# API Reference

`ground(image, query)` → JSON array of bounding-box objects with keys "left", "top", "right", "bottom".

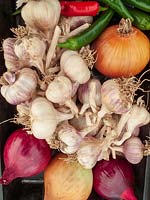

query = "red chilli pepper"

[{"left": 60, "top": 1, "right": 100, "bottom": 17}]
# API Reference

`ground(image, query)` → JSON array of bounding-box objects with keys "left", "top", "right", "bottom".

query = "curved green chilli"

[
  {"left": 128, "top": 8, "right": 150, "bottom": 30},
  {"left": 124, "top": 0, "right": 150, "bottom": 13},
  {"left": 98, "top": 0, "right": 134, "bottom": 22},
  {"left": 57, "top": 9, "right": 114, "bottom": 50}
]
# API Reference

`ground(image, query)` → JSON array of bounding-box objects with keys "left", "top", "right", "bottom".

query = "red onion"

[
  {"left": 0, "top": 129, "right": 51, "bottom": 185},
  {"left": 93, "top": 158, "right": 137, "bottom": 200}
]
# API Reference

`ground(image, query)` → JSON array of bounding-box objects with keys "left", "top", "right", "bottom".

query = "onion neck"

[
  {"left": 0, "top": 168, "right": 17, "bottom": 185},
  {"left": 121, "top": 187, "right": 137, "bottom": 200},
  {"left": 117, "top": 18, "right": 133, "bottom": 36}
]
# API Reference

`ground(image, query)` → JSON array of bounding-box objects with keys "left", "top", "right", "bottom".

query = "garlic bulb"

[
  {"left": 78, "top": 78, "right": 102, "bottom": 114},
  {"left": 30, "top": 97, "right": 74, "bottom": 139},
  {"left": 60, "top": 50, "right": 91, "bottom": 84},
  {"left": 14, "top": 35, "right": 46, "bottom": 74},
  {"left": 1, "top": 68, "right": 38, "bottom": 105},
  {"left": 2, "top": 38, "right": 24, "bottom": 72},
  {"left": 46, "top": 76, "right": 78, "bottom": 115},
  {"left": 21, "top": 0, "right": 61, "bottom": 35},
  {"left": 77, "top": 138, "right": 101, "bottom": 169},
  {"left": 57, "top": 122, "right": 82, "bottom": 154}
]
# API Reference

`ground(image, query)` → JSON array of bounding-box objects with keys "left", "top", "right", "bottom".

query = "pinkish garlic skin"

[
  {"left": 123, "top": 137, "right": 144, "bottom": 164},
  {"left": 1, "top": 68, "right": 38, "bottom": 105},
  {"left": 78, "top": 78, "right": 101, "bottom": 106},
  {"left": 70, "top": 16, "right": 93, "bottom": 30},
  {"left": 58, "top": 124, "right": 83, "bottom": 154},
  {"left": 131, "top": 127, "right": 140, "bottom": 137},
  {"left": 101, "top": 80, "right": 132, "bottom": 115},
  {"left": 2, "top": 38, "right": 23, "bottom": 72}
]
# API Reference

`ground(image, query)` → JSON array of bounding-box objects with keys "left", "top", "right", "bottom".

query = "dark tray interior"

[{"left": 0, "top": 1, "right": 150, "bottom": 200}]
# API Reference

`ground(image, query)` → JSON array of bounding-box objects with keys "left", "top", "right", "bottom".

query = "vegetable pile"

[{"left": 0, "top": 0, "right": 150, "bottom": 199}]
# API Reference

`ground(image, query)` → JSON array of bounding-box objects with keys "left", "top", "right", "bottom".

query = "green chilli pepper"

[
  {"left": 58, "top": 9, "right": 114, "bottom": 50},
  {"left": 124, "top": 0, "right": 150, "bottom": 13},
  {"left": 98, "top": 0, "right": 134, "bottom": 21},
  {"left": 128, "top": 8, "right": 150, "bottom": 30}
]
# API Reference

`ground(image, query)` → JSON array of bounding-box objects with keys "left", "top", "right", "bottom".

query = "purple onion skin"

[
  {"left": 93, "top": 158, "right": 137, "bottom": 200},
  {"left": 0, "top": 129, "right": 51, "bottom": 185}
]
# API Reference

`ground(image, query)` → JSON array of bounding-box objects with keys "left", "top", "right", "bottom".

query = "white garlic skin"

[
  {"left": 60, "top": 50, "right": 91, "bottom": 84},
  {"left": 1, "top": 68, "right": 37, "bottom": 105},
  {"left": 46, "top": 76, "right": 72, "bottom": 104},
  {"left": 30, "top": 97, "right": 74, "bottom": 139},
  {"left": 2, "top": 38, "right": 22, "bottom": 72},
  {"left": 21, "top": 0, "right": 61, "bottom": 32},
  {"left": 77, "top": 138, "right": 100, "bottom": 169},
  {"left": 14, "top": 36, "right": 46, "bottom": 73}
]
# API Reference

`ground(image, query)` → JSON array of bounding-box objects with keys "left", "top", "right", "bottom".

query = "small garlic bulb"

[
  {"left": 21, "top": 0, "right": 61, "bottom": 34},
  {"left": 57, "top": 122, "right": 82, "bottom": 154},
  {"left": 2, "top": 38, "right": 23, "bottom": 72},
  {"left": 46, "top": 76, "right": 78, "bottom": 115},
  {"left": 1, "top": 68, "right": 38, "bottom": 105},
  {"left": 77, "top": 138, "right": 101, "bottom": 169},
  {"left": 60, "top": 50, "right": 91, "bottom": 84},
  {"left": 14, "top": 35, "right": 46, "bottom": 74}
]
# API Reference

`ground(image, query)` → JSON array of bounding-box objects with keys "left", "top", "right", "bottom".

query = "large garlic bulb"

[
  {"left": 21, "top": 0, "right": 61, "bottom": 34},
  {"left": 1, "top": 68, "right": 38, "bottom": 105},
  {"left": 14, "top": 35, "right": 46, "bottom": 74},
  {"left": 30, "top": 97, "right": 74, "bottom": 139}
]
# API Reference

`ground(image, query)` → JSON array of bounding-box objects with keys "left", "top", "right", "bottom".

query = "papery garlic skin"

[
  {"left": 30, "top": 97, "right": 74, "bottom": 139},
  {"left": 77, "top": 138, "right": 101, "bottom": 169},
  {"left": 14, "top": 36, "right": 46, "bottom": 74},
  {"left": 1, "top": 68, "right": 38, "bottom": 105},
  {"left": 46, "top": 76, "right": 78, "bottom": 115},
  {"left": 60, "top": 50, "right": 90, "bottom": 84},
  {"left": 21, "top": 0, "right": 61, "bottom": 33},
  {"left": 70, "top": 16, "right": 93, "bottom": 30},
  {"left": 78, "top": 78, "right": 102, "bottom": 114},
  {"left": 57, "top": 122, "right": 82, "bottom": 154},
  {"left": 46, "top": 76, "right": 72, "bottom": 104},
  {"left": 3, "top": 38, "right": 23, "bottom": 72}
]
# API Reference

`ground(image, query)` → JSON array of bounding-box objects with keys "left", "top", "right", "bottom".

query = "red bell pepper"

[{"left": 60, "top": 1, "right": 107, "bottom": 17}]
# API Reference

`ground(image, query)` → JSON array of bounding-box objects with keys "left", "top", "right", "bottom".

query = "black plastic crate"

[{"left": 0, "top": 1, "right": 150, "bottom": 200}]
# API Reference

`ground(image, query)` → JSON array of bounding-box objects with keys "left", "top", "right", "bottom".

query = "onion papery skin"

[
  {"left": 93, "top": 158, "right": 137, "bottom": 200},
  {"left": 93, "top": 25, "right": 150, "bottom": 78},
  {"left": 44, "top": 153, "right": 93, "bottom": 200},
  {"left": 0, "top": 129, "right": 51, "bottom": 185}
]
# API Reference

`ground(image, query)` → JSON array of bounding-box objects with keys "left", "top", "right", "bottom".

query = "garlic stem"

[
  {"left": 65, "top": 99, "right": 79, "bottom": 116},
  {"left": 89, "top": 80, "right": 98, "bottom": 113},
  {"left": 61, "top": 23, "right": 90, "bottom": 43},
  {"left": 80, "top": 103, "right": 90, "bottom": 115},
  {"left": 46, "top": 26, "right": 61, "bottom": 69}
]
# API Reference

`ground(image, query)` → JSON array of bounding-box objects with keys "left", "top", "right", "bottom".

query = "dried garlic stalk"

[{"left": 79, "top": 45, "right": 97, "bottom": 69}]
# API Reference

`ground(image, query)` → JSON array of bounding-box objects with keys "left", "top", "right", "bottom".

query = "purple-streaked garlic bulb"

[
  {"left": 2, "top": 38, "right": 24, "bottom": 72},
  {"left": 78, "top": 78, "right": 101, "bottom": 114},
  {"left": 1, "top": 68, "right": 38, "bottom": 105}
]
